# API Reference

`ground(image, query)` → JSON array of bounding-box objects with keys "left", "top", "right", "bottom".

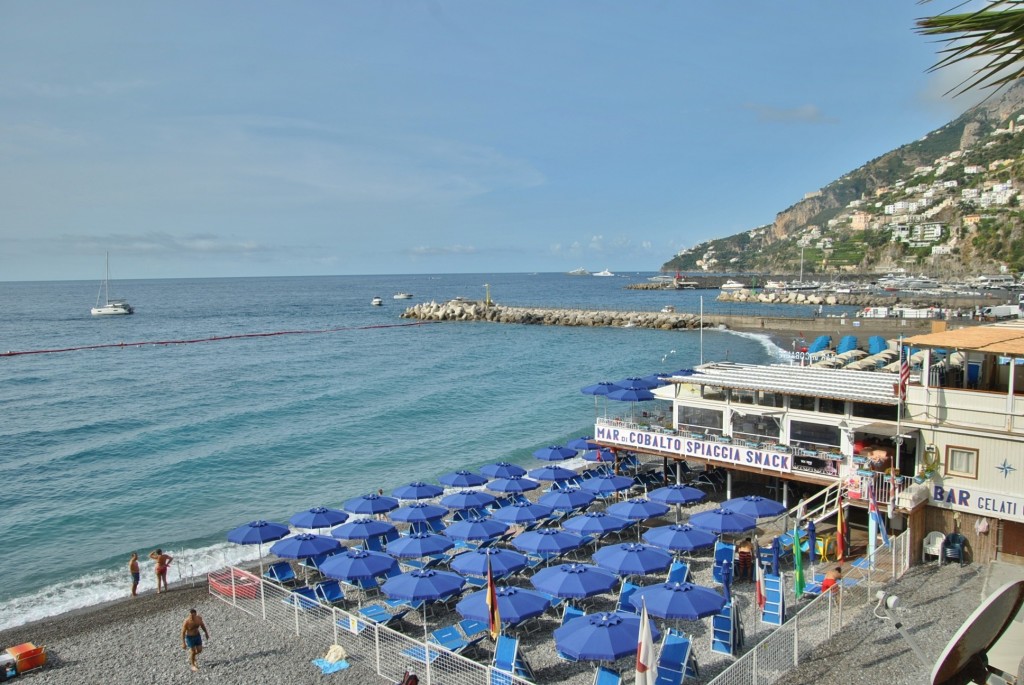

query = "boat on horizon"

[
  {"left": 393, "top": 292, "right": 414, "bottom": 300},
  {"left": 371, "top": 296, "right": 383, "bottom": 306},
  {"left": 593, "top": 269, "right": 615, "bottom": 277},
  {"left": 720, "top": 279, "right": 746, "bottom": 291},
  {"left": 568, "top": 267, "right": 590, "bottom": 276},
  {"left": 91, "top": 252, "right": 134, "bottom": 316}
]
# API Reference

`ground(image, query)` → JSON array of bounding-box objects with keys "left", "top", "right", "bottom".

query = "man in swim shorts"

[
  {"left": 149, "top": 548, "right": 173, "bottom": 594},
  {"left": 129, "top": 552, "right": 140, "bottom": 597},
  {"left": 181, "top": 608, "right": 210, "bottom": 672}
]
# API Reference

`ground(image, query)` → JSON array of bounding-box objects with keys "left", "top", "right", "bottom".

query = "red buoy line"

[{"left": 2, "top": 320, "right": 440, "bottom": 358}]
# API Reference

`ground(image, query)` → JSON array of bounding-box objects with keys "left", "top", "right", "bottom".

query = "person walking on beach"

[
  {"left": 149, "top": 548, "right": 172, "bottom": 594},
  {"left": 181, "top": 608, "right": 210, "bottom": 672},
  {"left": 129, "top": 552, "right": 140, "bottom": 597}
]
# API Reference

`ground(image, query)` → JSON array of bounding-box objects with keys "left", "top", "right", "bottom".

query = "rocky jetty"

[
  {"left": 716, "top": 288, "right": 990, "bottom": 309},
  {"left": 401, "top": 300, "right": 707, "bottom": 330}
]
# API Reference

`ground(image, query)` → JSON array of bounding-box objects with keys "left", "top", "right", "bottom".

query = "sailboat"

[{"left": 91, "top": 253, "right": 134, "bottom": 316}]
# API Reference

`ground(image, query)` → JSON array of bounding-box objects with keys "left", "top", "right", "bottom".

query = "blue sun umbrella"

[
  {"left": 689, "top": 509, "right": 758, "bottom": 535},
  {"left": 614, "top": 376, "right": 662, "bottom": 390},
  {"left": 449, "top": 547, "right": 528, "bottom": 579},
  {"left": 554, "top": 611, "right": 661, "bottom": 662},
  {"left": 640, "top": 373, "right": 671, "bottom": 388},
  {"left": 528, "top": 465, "right": 577, "bottom": 482},
  {"left": 581, "top": 447, "right": 616, "bottom": 463},
  {"left": 331, "top": 518, "right": 397, "bottom": 541},
  {"left": 630, "top": 581, "right": 726, "bottom": 620},
  {"left": 562, "top": 511, "right": 632, "bottom": 537},
  {"left": 227, "top": 520, "right": 290, "bottom": 545},
  {"left": 642, "top": 524, "right": 717, "bottom": 553},
  {"left": 390, "top": 502, "right": 448, "bottom": 524},
  {"left": 386, "top": 532, "right": 454, "bottom": 559},
  {"left": 593, "top": 542, "right": 673, "bottom": 576},
  {"left": 580, "top": 474, "right": 634, "bottom": 494},
  {"left": 648, "top": 485, "right": 707, "bottom": 506},
  {"left": 319, "top": 548, "right": 396, "bottom": 581},
  {"left": 343, "top": 493, "right": 400, "bottom": 516},
  {"left": 533, "top": 445, "right": 578, "bottom": 461},
  {"left": 382, "top": 569, "right": 466, "bottom": 603},
  {"left": 606, "top": 498, "right": 670, "bottom": 522},
  {"left": 580, "top": 382, "right": 618, "bottom": 397},
  {"left": 486, "top": 476, "right": 540, "bottom": 494},
  {"left": 438, "top": 470, "right": 488, "bottom": 488},
  {"left": 539, "top": 488, "right": 596, "bottom": 512},
  {"left": 269, "top": 533, "right": 341, "bottom": 559},
  {"left": 721, "top": 495, "right": 787, "bottom": 519},
  {"left": 567, "top": 436, "right": 599, "bottom": 451},
  {"left": 490, "top": 501, "right": 554, "bottom": 525},
  {"left": 480, "top": 462, "right": 527, "bottom": 479},
  {"left": 392, "top": 482, "right": 444, "bottom": 500},
  {"left": 531, "top": 563, "right": 618, "bottom": 599},
  {"left": 457, "top": 586, "right": 550, "bottom": 626},
  {"left": 512, "top": 528, "right": 586, "bottom": 558},
  {"left": 606, "top": 387, "right": 655, "bottom": 402},
  {"left": 289, "top": 507, "right": 349, "bottom": 530},
  {"left": 440, "top": 490, "right": 497, "bottom": 511},
  {"left": 443, "top": 516, "right": 509, "bottom": 542}
]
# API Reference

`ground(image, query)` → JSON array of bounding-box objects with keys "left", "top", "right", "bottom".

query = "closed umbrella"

[
  {"left": 331, "top": 518, "right": 397, "bottom": 541},
  {"left": 528, "top": 465, "right": 577, "bottom": 482},
  {"left": 721, "top": 496, "right": 787, "bottom": 519},
  {"left": 807, "top": 519, "right": 817, "bottom": 565},
  {"left": 539, "top": 488, "right": 596, "bottom": 512},
  {"left": 386, "top": 532, "right": 454, "bottom": 560},
  {"left": 642, "top": 524, "right": 717, "bottom": 553},
  {"left": 438, "top": 470, "right": 488, "bottom": 488},
  {"left": 490, "top": 501, "right": 554, "bottom": 525},
  {"left": 554, "top": 611, "right": 661, "bottom": 662},
  {"left": 480, "top": 462, "right": 527, "bottom": 479},
  {"left": 630, "top": 581, "right": 726, "bottom": 620},
  {"left": 444, "top": 516, "right": 509, "bottom": 542},
  {"left": 392, "top": 482, "right": 444, "bottom": 500},
  {"left": 269, "top": 533, "right": 341, "bottom": 560},
  {"left": 320, "top": 548, "right": 396, "bottom": 581},
  {"left": 593, "top": 542, "right": 673, "bottom": 576},
  {"left": 487, "top": 476, "right": 540, "bottom": 494},
  {"left": 562, "top": 511, "right": 632, "bottom": 537},
  {"left": 456, "top": 586, "right": 550, "bottom": 626},
  {"left": 512, "top": 528, "right": 585, "bottom": 559},
  {"left": 581, "top": 474, "right": 634, "bottom": 494},
  {"left": 343, "top": 493, "right": 400, "bottom": 516},
  {"left": 289, "top": 507, "right": 349, "bottom": 531},
  {"left": 449, "top": 547, "right": 528, "bottom": 579},
  {"left": 690, "top": 509, "right": 758, "bottom": 535},
  {"left": 531, "top": 563, "right": 618, "bottom": 600},
  {"left": 533, "top": 445, "right": 578, "bottom": 461},
  {"left": 440, "top": 490, "right": 497, "bottom": 511}
]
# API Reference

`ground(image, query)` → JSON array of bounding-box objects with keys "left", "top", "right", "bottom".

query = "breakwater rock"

[
  {"left": 401, "top": 300, "right": 708, "bottom": 330},
  {"left": 715, "top": 288, "right": 990, "bottom": 309}
]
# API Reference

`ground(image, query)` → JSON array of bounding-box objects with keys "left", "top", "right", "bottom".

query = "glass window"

[
  {"left": 945, "top": 446, "right": 978, "bottom": 479},
  {"left": 732, "top": 388, "right": 756, "bottom": 405},
  {"left": 757, "top": 391, "right": 785, "bottom": 408},
  {"left": 678, "top": 406, "right": 723, "bottom": 434},
  {"left": 819, "top": 398, "right": 845, "bottom": 415},
  {"left": 851, "top": 402, "right": 898, "bottom": 421},
  {"left": 790, "top": 421, "right": 841, "bottom": 448},
  {"left": 789, "top": 395, "right": 816, "bottom": 411},
  {"left": 701, "top": 385, "right": 726, "bottom": 401}
]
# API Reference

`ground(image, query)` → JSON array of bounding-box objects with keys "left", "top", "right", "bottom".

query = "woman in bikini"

[{"left": 149, "top": 548, "right": 173, "bottom": 594}]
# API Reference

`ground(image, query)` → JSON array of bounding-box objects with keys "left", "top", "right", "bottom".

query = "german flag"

[{"left": 486, "top": 555, "right": 501, "bottom": 640}]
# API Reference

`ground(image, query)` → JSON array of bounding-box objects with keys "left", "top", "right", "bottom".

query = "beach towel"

[{"left": 312, "top": 658, "right": 350, "bottom": 674}]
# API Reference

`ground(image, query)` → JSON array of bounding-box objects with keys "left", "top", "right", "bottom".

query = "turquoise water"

[{"left": 0, "top": 273, "right": 795, "bottom": 628}]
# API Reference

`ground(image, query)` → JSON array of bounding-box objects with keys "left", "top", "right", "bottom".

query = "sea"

[{"left": 0, "top": 272, "right": 844, "bottom": 630}]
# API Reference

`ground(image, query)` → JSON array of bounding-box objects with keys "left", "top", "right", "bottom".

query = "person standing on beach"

[
  {"left": 181, "top": 608, "right": 210, "bottom": 672},
  {"left": 149, "top": 548, "right": 172, "bottom": 594},
  {"left": 129, "top": 552, "right": 140, "bottom": 597}
]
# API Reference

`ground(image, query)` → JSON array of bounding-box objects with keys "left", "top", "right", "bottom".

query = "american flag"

[{"left": 898, "top": 344, "right": 910, "bottom": 399}]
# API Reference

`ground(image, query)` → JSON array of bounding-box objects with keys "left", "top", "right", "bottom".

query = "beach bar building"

[{"left": 592, "top": 319, "right": 1024, "bottom": 565}]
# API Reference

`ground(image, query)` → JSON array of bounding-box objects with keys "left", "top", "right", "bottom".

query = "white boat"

[
  {"left": 568, "top": 267, "right": 590, "bottom": 276},
  {"left": 593, "top": 269, "right": 615, "bottom": 277},
  {"left": 91, "top": 253, "right": 133, "bottom": 316},
  {"left": 720, "top": 279, "right": 746, "bottom": 291},
  {"left": 661, "top": 305, "right": 676, "bottom": 314},
  {"left": 393, "top": 293, "right": 413, "bottom": 299},
  {"left": 371, "top": 296, "right": 383, "bottom": 306}
]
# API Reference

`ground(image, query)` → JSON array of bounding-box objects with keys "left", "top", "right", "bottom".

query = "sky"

[{"left": 0, "top": 1, "right": 996, "bottom": 281}]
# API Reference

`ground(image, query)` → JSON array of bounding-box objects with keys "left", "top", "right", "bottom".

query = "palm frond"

[{"left": 917, "top": 0, "right": 1024, "bottom": 94}]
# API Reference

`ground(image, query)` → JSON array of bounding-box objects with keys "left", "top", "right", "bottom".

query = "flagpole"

[{"left": 893, "top": 336, "right": 906, "bottom": 544}]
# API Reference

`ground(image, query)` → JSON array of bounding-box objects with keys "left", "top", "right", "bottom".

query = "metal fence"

[
  {"left": 208, "top": 567, "right": 532, "bottom": 685},
  {"left": 708, "top": 527, "right": 911, "bottom": 685}
]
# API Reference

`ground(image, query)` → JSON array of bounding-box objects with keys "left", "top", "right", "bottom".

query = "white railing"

[{"left": 208, "top": 567, "right": 532, "bottom": 685}]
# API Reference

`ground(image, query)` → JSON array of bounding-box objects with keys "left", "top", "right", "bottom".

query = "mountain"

[{"left": 662, "top": 81, "right": 1024, "bottom": 277}]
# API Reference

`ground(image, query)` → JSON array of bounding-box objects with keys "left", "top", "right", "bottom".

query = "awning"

[{"left": 854, "top": 422, "right": 918, "bottom": 439}]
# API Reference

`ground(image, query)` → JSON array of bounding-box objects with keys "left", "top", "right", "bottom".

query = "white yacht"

[
  {"left": 393, "top": 293, "right": 414, "bottom": 300},
  {"left": 593, "top": 269, "right": 615, "bottom": 277},
  {"left": 371, "top": 296, "right": 383, "bottom": 306},
  {"left": 91, "top": 253, "right": 134, "bottom": 316},
  {"left": 720, "top": 279, "right": 746, "bottom": 291},
  {"left": 568, "top": 267, "right": 590, "bottom": 276}
]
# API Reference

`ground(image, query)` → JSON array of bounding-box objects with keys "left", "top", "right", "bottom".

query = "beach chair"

[
  {"left": 655, "top": 629, "right": 698, "bottom": 685},
  {"left": 264, "top": 561, "right": 297, "bottom": 585},
  {"left": 616, "top": 581, "right": 640, "bottom": 614},
  {"left": 456, "top": 619, "right": 489, "bottom": 641},
  {"left": 284, "top": 586, "right": 320, "bottom": 611},
  {"left": 922, "top": 531, "right": 945, "bottom": 564},
  {"left": 314, "top": 580, "right": 347, "bottom": 606},
  {"left": 667, "top": 559, "right": 689, "bottom": 584},
  {"left": 358, "top": 601, "right": 411, "bottom": 627},
  {"left": 690, "top": 472, "right": 719, "bottom": 492},
  {"left": 594, "top": 666, "right": 622, "bottom": 685},
  {"left": 557, "top": 605, "right": 586, "bottom": 662},
  {"left": 490, "top": 634, "right": 535, "bottom": 681},
  {"left": 712, "top": 542, "right": 735, "bottom": 586},
  {"left": 943, "top": 532, "right": 967, "bottom": 566}
]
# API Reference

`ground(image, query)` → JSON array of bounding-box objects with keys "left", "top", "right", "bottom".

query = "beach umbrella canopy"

[
  {"left": 382, "top": 569, "right": 465, "bottom": 603},
  {"left": 539, "top": 487, "right": 596, "bottom": 512},
  {"left": 386, "top": 532, "right": 454, "bottom": 559},
  {"left": 440, "top": 490, "right": 497, "bottom": 511},
  {"left": 288, "top": 507, "right": 349, "bottom": 530},
  {"left": 581, "top": 448, "right": 617, "bottom": 463},
  {"left": 639, "top": 374, "right": 671, "bottom": 388},
  {"left": 614, "top": 376, "right": 662, "bottom": 390},
  {"left": 527, "top": 465, "right": 577, "bottom": 482},
  {"left": 456, "top": 586, "right": 551, "bottom": 626},
  {"left": 512, "top": 528, "right": 586, "bottom": 557},
  {"left": 554, "top": 611, "right": 661, "bottom": 662},
  {"left": 390, "top": 502, "right": 448, "bottom": 523},
  {"left": 449, "top": 547, "right": 528, "bottom": 579},
  {"left": 531, "top": 563, "right": 618, "bottom": 599},
  {"left": 580, "top": 382, "right": 618, "bottom": 397},
  {"left": 567, "top": 436, "right": 599, "bottom": 451},
  {"left": 580, "top": 474, "right": 634, "bottom": 494},
  {"left": 630, "top": 582, "right": 727, "bottom": 620},
  {"left": 486, "top": 476, "right": 540, "bottom": 494},
  {"left": 690, "top": 509, "right": 758, "bottom": 535},
  {"left": 319, "top": 548, "right": 396, "bottom": 581},
  {"left": 606, "top": 498, "right": 670, "bottom": 522},
  {"left": 562, "top": 511, "right": 632, "bottom": 537},
  {"left": 480, "top": 462, "right": 527, "bottom": 479},
  {"left": 443, "top": 516, "right": 509, "bottom": 542},
  {"left": 438, "top": 470, "right": 488, "bottom": 488},
  {"left": 392, "top": 482, "right": 444, "bottom": 500},
  {"left": 269, "top": 533, "right": 341, "bottom": 559},
  {"left": 606, "top": 387, "right": 655, "bottom": 402},
  {"left": 721, "top": 496, "right": 787, "bottom": 519},
  {"left": 648, "top": 485, "right": 707, "bottom": 506},
  {"left": 331, "top": 518, "right": 397, "bottom": 541},
  {"left": 533, "top": 445, "right": 578, "bottom": 461},
  {"left": 227, "top": 520, "right": 290, "bottom": 545},
  {"left": 490, "top": 501, "right": 554, "bottom": 525},
  {"left": 642, "top": 524, "right": 717, "bottom": 553},
  {"left": 593, "top": 542, "right": 673, "bottom": 576},
  {"left": 343, "top": 493, "right": 400, "bottom": 516}
]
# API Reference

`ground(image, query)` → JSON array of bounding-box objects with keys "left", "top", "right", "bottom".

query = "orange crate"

[{"left": 7, "top": 642, "right": 46, "bottom": 673}]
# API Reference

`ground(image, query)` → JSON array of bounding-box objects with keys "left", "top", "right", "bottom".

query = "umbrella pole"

[
  {"left": 423, "top": 603, "right": 432, "bottom": 685},
  {"left": 258, "top": 543, "right": 267, "bottom": 620}
]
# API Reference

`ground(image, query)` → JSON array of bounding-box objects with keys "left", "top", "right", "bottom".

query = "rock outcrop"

[{"left": 400, "top": 300, "right": 708, "bottom": 330}]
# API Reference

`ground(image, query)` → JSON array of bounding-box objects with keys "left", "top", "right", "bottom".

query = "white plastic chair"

[{"left": 922, "top": 531, "right": 945, "bottom": 564}]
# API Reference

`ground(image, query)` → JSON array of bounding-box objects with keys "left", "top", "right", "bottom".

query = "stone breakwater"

[
  {"left": 401, "top": 300, "right": 707, "bottom": 330},
  {"left": 716, "top": 288, "right": 991, "bottom": 309}
]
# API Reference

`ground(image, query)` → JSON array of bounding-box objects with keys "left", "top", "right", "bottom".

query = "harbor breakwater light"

[{"left": 400, "top": 300, "right": 706, "bottom": 330}]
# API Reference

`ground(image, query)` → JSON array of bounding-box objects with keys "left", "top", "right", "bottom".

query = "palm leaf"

[{"left": 917, "top": 0, "right": 1024, "bottom": 94}]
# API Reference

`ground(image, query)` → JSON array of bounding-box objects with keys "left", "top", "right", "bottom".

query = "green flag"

[{"left": 793, "top": 523, "right": 805, "bottom": 599}]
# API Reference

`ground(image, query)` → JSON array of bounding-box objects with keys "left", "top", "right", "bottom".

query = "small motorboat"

[
  {"left": 393, "top": 292, "right": 413, "bottom": 299},
  {"left": 720, "top": 279, "right": 747, "bottom": 291},
  {"left": 593, "top": 269, "right": 615, "bottom": 277},
  {"left": 371, "top": 296, "right": 383, "bottom": 306},
  {"left": 661, "top": 305, "right": 676, "bottom": 314}
]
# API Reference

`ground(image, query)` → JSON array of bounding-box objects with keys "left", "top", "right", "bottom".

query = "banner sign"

[
  {"left": 594, "top": 424, "right": 792, "bottom": 474},
  {"left": 931, "top": 484, "right": 1024, "bottom": 523}
]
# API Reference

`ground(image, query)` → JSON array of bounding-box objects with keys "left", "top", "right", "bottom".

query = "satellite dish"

[{"left": 931, "top": 580, "right": 1024, "bottom": 685}]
